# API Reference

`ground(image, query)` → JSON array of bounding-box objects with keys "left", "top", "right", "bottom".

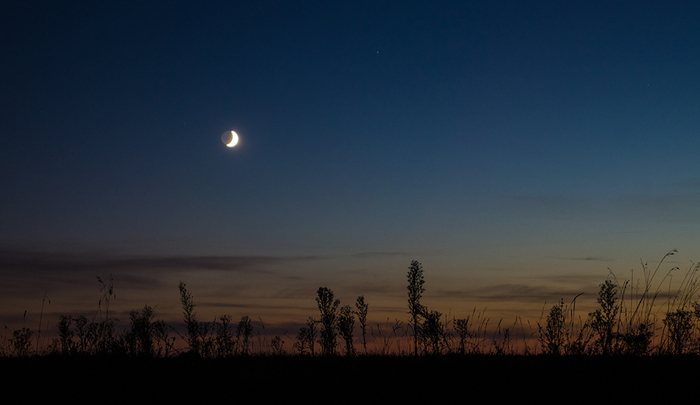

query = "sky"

[{"left": 2, "top": 1, "right": 700, "bottom": 343}]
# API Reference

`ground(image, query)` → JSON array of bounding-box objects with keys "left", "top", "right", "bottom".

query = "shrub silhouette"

[
  {"left": 152, "top": 317, "right": 173, "bottom": 357},
  {"left": 10, "top": 327, "right": 33, "bottom": 357},
  {"left": 215, "top": 315, "right": 235, "bottom": 358},
  {"left": 293, "top": 317, "right": 317, "bottom": 356},
  {"left": 56, "top": 315, "right": 75, "bottom": 355},
  {"left": 657, "top": 260, "right": 700, "bottom": 354},
  {"left": 338, "top": 305, "right": 355, "bottom": 356},
  {"left": 124, "top": 305, "right": 156, "bottom": 358},
  {"left": 453, "top": 317, "right": 471, "bottom": 355},
  {"left": 621, "top": 323, "right": 654, "bottom": 355},
  {"left": 663, "top": 309, "right": 694, "bottom": 355},
  {"left": 421, "top": 308, "right": 446, "bottom": 355},
  {"left": 589, "top": 279, "right": 620, "bottom": 355},
  {"left": 49, "top": 314, "right": 120, "bottom": 356},
  {"left": 539, "top": 300, "right": 566, "bottom": 355},
  {"left": 316, "top": 287, "right": 340, "bottom": 356},
  {"left": 121, "top": 305, "right": 171, "bottom": 358},
  {"left": 73, "top": 315, "right": 90, "bottom": 353}
]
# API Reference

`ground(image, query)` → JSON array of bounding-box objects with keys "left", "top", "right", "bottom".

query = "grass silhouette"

[
  {"left": 3, "top": 252, "right": 700, "bottom": 359},
  {"left": 3, "top": 253, "right": 700, "bottom": 402}
]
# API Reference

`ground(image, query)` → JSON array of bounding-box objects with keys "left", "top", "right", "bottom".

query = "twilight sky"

[{"left": 2, "top": 1, "right": 700, "bottom": 338}]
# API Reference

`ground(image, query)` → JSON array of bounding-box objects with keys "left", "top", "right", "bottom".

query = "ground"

[{"left": 2, "top": 355, "right": 698, "bottom": 403}]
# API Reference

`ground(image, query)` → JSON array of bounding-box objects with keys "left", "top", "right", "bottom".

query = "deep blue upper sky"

[{"left": 2, "top": 2, "right": 700, "bottom": 323}]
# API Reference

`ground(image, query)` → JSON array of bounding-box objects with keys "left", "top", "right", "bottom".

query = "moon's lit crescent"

[{"left": 222, "top": 130, "right": 239, "bottom": 147}]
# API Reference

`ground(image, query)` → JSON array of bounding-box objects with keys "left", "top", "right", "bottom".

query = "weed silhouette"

[
  {"left": 55, "top": 315, "right": 74, "bottom": 355},
  {"left": 493, "top": 319, "right": 517, "bottom": 355},
  {"left": 370, "top": 318, "right": 407, "bottom": 355},
  {"left": 355, "top": 296, "right": 368, "bottom": 354},
  {"left": 236, "top": 315, "right": 253, "bottom": 355},
  {"left": 270, "top": 336, "right": 285, "bottom": 355},
  {"left": 453, "top": 317, "right": 471, "bottom": 355},
  {"left": 406, "top": 260, "right": 425, "bottom": 356},
  {"left": 178, "top": 281, "right": 202, "bottom": 355}
]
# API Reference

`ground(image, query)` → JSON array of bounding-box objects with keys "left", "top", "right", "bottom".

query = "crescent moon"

[{"left": 222, "top": 130, "right": 239, "bottom": 147}]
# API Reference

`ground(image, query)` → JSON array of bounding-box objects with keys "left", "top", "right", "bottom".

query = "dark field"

[{"left": 2, "top": 355, "right": 698, "bottom": 403}]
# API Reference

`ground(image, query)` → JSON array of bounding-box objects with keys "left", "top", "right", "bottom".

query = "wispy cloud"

[
  {"left": 0, "top": 249, "right": 323, "bottom": 274},
  {"left": 350, "top": 251, "right": 410, "bottom": 258},
  {"left": 560, "top": 256, "right": 612, "bottom": 262},
  {"left": 436, "top": 281, "right": 595, "bottom": 304}
]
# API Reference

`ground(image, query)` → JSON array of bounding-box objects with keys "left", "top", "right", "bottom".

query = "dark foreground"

[{"left": 2, "top": 355, "right": 698, "bottom": 403}]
